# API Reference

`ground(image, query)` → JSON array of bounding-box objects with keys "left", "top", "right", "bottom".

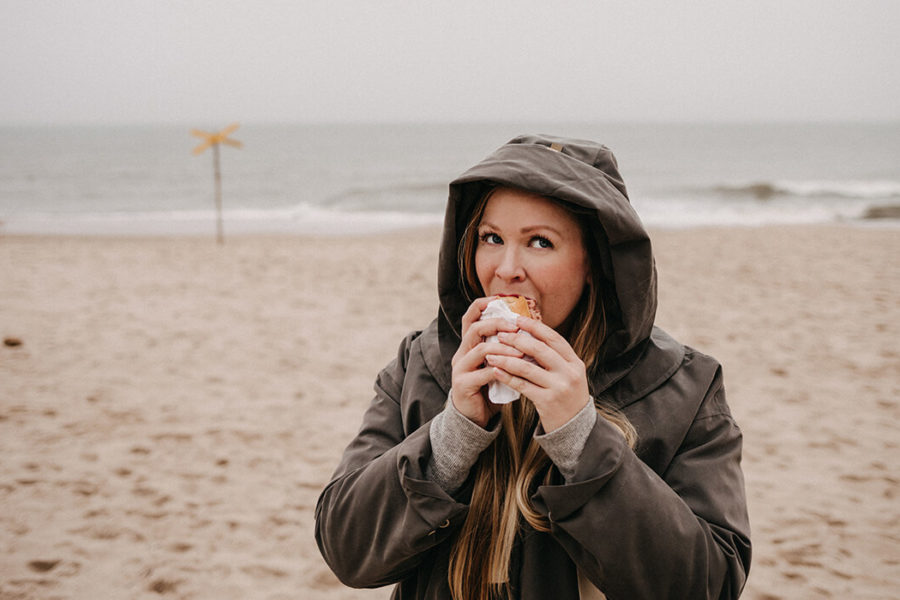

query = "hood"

[{"left": 438, "top": 134, "right": 656, "bottom": 363}]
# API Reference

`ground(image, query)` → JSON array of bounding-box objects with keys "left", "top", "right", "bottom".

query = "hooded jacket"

[{"left": 315, "top": 135, "right": 751, "bottom": 599}]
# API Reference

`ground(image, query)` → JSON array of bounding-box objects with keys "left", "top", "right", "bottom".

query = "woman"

[{"left": 315, "top": 134, "right": 751, "bottom": 599}]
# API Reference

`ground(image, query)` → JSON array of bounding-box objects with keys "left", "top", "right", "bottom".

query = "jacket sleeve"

[
  {"left": 314, "top": 334, "right": 469, "bottom": 588},
  {"left": 532, "top": 367, "right": 751, "bottom": 600}
]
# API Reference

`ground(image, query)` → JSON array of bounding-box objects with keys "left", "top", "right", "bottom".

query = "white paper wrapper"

[{"left": 481, "top": 298, "right": 531, "bottom": 404}]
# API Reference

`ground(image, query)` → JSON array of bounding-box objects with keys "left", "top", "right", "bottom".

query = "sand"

[{"left": 1, "top": 225, "right": 898, "bottom": 599}]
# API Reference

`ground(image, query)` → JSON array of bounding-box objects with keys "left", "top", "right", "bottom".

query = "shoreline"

[
  {"left": 1, "top": 225, "right": 898, "bottom": 599},
  {"left": 1, "top": 214, "right": 898, "bottom": 240}
]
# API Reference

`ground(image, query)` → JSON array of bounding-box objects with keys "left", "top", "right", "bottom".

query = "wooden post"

[
  {"left": 213, "top": 143, "right": 223, "bottom": 244},
  {"left": 191, "top": 124, "right": 240, "bottom": 245}
]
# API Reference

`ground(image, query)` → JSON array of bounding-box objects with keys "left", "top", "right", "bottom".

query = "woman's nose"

[{"left": 495, "top": 248, "right": 525, "bottom": 281}]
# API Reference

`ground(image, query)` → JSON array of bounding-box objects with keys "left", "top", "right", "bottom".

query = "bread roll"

[{"left": 499, "top": 295, "right": 541, "bottom": 320}]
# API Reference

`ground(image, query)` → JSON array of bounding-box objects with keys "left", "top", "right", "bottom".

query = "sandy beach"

[{"left": 1, "top": 225, "right": 898, "bottom": 599}]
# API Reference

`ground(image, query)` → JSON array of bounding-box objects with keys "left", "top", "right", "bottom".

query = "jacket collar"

[{"left": 592, "top": 327, "right": 685, "bottom": 409}]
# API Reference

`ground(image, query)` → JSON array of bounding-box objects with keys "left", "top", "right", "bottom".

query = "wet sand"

[{"left": 1, "top": 225, "right": 898, "bottom": 599}]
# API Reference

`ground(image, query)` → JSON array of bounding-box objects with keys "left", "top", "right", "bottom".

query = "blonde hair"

[{"left": 449, "top": 186, "right": 637, "bottom": 599}]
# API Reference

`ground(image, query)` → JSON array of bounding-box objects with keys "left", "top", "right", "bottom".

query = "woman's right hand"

[{"left": 450, "top": 297, "right": 523, "bottom": 428}]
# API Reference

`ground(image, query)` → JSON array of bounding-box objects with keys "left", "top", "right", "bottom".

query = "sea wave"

[
  {"left": 708, "top": 180, "right": 900, "bottom": 200},
  {"left": 4, "top": 188, "right": 899, "bottom": 236},
  {"left": 323, "top": 181, "right": 448, "bottom": 212}
]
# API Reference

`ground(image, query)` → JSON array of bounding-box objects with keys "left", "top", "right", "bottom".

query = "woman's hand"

[
  {"left": 485, "top": 316, "right": 591, "bottom": 432},
  {"left": 450, "top": 297, "right": 523, "bottom": 428}
]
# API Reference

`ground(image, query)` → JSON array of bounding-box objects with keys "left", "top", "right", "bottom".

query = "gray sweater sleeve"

[
  {"left": 427, "top": 394, "right": 502, "bottom": 493},
  {"left": 534, "top": 397, "right": 597, "bottom": 482}
]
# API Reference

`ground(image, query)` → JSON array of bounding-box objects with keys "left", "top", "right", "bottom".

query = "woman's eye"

[
  {"left": 480, "top": 232, "right": 503, "bottom": 245},
  {"left": 529, "top": 236, "right": 553, "bottom": 249}
]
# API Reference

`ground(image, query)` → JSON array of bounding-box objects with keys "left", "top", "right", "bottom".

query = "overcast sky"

[{"left": 2, "top": 1, "right": 898, "bottom": 125}]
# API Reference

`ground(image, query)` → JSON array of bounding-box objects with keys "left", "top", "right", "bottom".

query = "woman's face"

[{"left": 475, "top": 187, "right": 589, "bottom": 330}]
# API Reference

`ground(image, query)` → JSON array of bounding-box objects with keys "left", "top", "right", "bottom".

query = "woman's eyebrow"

[
  {"left": 521, "top": 225, "right": 563, "bottom": 237},
  {"left": 479, "top": 221, "right": 563, "bottom": 237}
]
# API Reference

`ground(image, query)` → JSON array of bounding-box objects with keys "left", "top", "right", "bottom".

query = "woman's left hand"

[{"left": 485, "top": 316, "right": 591, "bottom": 432}]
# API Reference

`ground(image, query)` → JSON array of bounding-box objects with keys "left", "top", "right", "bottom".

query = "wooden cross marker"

[{"left": 191, "top": 123, "right": 242, "bottom": 244}]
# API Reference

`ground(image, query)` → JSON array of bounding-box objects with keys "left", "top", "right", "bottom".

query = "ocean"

[{"left": 1, "top": 122, "right": 899, "bottom": 235}]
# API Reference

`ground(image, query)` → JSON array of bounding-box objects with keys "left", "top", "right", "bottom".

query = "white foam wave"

[
  {"left": 632, "top": 193, "right": 894, "bottom": 228},
  {"left": 711, "top": 180, "right": 900, "bottom": 200},
  {"left": 3, "top": 192, "right": 898, "bottom": 236}
]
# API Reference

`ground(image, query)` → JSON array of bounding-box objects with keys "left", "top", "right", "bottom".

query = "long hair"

[{"left": 449, "top": 186, "right": 637, "bottom": 599}]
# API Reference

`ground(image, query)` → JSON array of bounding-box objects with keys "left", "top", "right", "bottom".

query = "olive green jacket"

[{"left": 315, "top": 135, "right": 751, "bottom": 599}]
